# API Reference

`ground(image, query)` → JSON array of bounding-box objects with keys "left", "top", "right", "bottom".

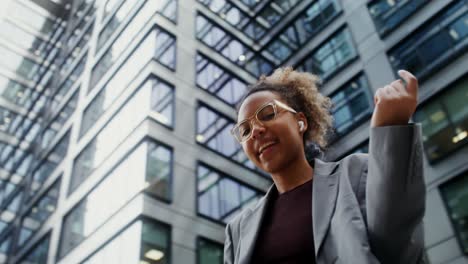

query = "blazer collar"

[
  {"left": 237, "top": 158, "right": 340, "bottom": 264},
  {"left": 312, "top": 158, "right": 340, "bottom": 256}
]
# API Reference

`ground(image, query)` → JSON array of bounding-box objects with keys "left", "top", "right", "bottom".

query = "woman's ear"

[{"left": 296, "top": 113, "right": 307, "bottom": 133}]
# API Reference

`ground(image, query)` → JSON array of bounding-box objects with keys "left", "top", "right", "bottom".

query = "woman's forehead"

[{"left": 238, "top": 91, "right": 281, "bottom": 121}]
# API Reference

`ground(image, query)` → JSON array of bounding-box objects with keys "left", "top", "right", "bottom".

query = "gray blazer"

[{"left": 224, "top": 124, "right": 426, "bottom": 264}]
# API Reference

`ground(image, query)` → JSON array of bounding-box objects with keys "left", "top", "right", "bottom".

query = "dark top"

[{"left": 251, "top": 179, "right": 316, "bottom": 264}]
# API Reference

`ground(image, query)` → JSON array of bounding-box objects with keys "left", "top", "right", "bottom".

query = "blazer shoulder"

[{"left": 336, "top": 153, "right": 369, "bottom": 195}]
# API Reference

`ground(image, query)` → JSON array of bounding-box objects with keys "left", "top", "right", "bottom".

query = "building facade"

[{"left": 0, "top": 0, "right": 466, "bottom": 263}]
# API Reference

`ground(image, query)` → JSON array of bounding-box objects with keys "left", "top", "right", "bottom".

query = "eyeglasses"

[{"left": 231, "top": 99, "right": 297, "bottom": 143}]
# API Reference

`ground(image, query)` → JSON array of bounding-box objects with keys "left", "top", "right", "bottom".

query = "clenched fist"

[{"left": 370, "top": 70, "right": 419, "bottom": 127}]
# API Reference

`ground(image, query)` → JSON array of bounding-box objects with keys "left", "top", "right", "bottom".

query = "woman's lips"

[{"left": 259, "top": 143, "right": 277, "bottom": 159}]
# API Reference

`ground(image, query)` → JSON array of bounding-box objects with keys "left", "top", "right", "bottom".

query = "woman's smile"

[{"left": 259, "top": 141, "right": 278, "bottom": 160}]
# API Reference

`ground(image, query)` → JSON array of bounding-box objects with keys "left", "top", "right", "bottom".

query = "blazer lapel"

[
  {"left": 238, "top": 185, "right": 276, "bottom": 264},
  {"left": 312, "top": 158, "right": 340, "bottom": 256}
]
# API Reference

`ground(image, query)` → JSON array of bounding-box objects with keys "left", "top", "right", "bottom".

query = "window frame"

[
  {"left": 295, "top": 26, "right": 359, "bottom": 82},
  {"left": 195, "top": 101, "right": 268, "bottom": 177},
  {"left": 196, "top": 236, "right": 224, "bottom": 264},
  {"left": 195, "top": 161, "right": 265, "bottom": 226},
  {"left": 413, "top": 72, "right": 468, "bottom": 164},
  {"left": 439, "top": 171, "right": 468, "bottom": 256}
]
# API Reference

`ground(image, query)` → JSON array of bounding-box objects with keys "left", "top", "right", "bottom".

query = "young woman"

[{"left": 223, "top": 67, "right": 425, "bottom": 264}]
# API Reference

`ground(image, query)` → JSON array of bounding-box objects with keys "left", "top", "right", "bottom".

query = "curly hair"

[{"left": 237, "top": 67, "right": 334, "bottom": 149}]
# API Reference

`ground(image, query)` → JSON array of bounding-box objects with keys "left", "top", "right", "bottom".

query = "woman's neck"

[{"left": 270, "top": 156, "right": 314, "bottom": 194}]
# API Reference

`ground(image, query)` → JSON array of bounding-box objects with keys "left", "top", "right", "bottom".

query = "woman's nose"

[{"left": 250, "top": 119, "right": 266, "bottom": 139}]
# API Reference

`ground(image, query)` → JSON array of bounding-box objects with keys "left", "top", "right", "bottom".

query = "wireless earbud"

[{"left": 298, "top": 121, "right": 305, "bottom": 131}]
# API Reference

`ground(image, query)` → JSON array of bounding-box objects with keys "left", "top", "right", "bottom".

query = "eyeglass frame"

[{"left": 231, "top": 99, "right": 298, "bottom": 143}]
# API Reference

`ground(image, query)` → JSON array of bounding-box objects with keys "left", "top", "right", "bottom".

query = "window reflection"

[
  {"left": 81, "top": 71, "right": 174, "bottom": 140},
  {"left": 197, "top": 0, "right": 267, "bottom": 40},
  {"left": 388, "top": 0, "right": 468, "bottom": 79},
  {"left": 297, "top": 28, "right": 357, "bottom": 81},
  {"left": 196, "top": 104, "right": 259, "bottom": 172},
  {"left": 198, "top": 237, "right": 223, "bottom": 264},
  {"left": 61, "top": 139, "right": 172, "bottom": 258},
  {"left": 99, "top": 0, "right": 177, "bottom": 53},
  {"left": 265, "top": 0, "right": 341, "bottom": 63},
  {"left": 195, "top": 53, "right": 247, "bottom": 106},
  {"left": 0, "top": 76, "right": 40, "bottom": 111},
  {"left": 440, "top": 172, "right": 468, "bottom": 255},
  {"left": 196, "top": 14, "right": 273, "bottom": 77},
  {"left": 17, "top": 180, "right": 60, "bottom": 249},
  {"left": 330, "top": 74, "right": 373, "bottom": 139},
  {"left": 197, "top": 164, "right": 263, "bottom": 224},
  {"left": 368, "top": 0, "right": 428, "bottom": 36},
  {"left": 413, "top": 75, "right": 468, "bottom": 163},
  {"left": 0, "top": 46, "right": 42, "bottom": 80},
  {"left": 7, "top": 0, "right": 62, "bottom": 38},
  {"left": 90, "top": 1, "right": 176, "bottom": 91},
  {"left": 82, "top": 218, "right": 170, "bottom": 264},
  {"left": 71, "top": 84, "right": 151, "bottom": 193},
  {"left": 0, "top": 232, "right": 13, "bottom": 259},
  {"left": 87, "top": 26, "right": 175, "bottom": 110},
  {"left": 18, "top": 234, "right": 50, "bottom": 264}
]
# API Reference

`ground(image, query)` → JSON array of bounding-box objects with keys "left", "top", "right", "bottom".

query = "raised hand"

[{"left": 370, "top": 70, "right": 419, "bottom": 127}]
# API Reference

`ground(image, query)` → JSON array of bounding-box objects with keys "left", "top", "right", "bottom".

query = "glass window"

[
  {"left": 32, "top": 160, "right": 58, "bottom": 189},
  {"left": 0, "top": 107, "right": 20, "bottom": 136},
  {"left": 197, "top": 237, "right": 223, "bottom": 264},
  {"left": 0, "top": 232, "right": 12, "bottom": 256},
  {"left": 90, "top": 1, "right": 176, "bottom": 90},
  {"left": 32, "top": 130, "right": 69, "bottom": 194},
  {"left": 44, "top": 91, "right": 79, "bottom": 148},
  {"left": 67, "top": 12, "right": 95, "bottom": 50},
  {"left": 97, "top": 0, "right": 145, "bottom": 52},
  {"left": 150, "top": 78, "right": 175, "bottom": 127},
  {"left": 195, "top": 53, "right": 247, "bottom": 106},
  {"left": 0, "top": 220, "right": 7, "bottom": 235},
  {"left": 80, "top": 73, "right": 174, "bottom": 140},
  {"left": 197, "top": 0, "right": 267, "bottom": 40},
  {"left": 196, "top": 104, "right": 259, "bottom": 172},
  {"left": 0, "top": 181, "right": 17, "bottom": 206},
  {"left": 57, "top": 52, "right": 88, "bottom": 99},
  {"left": 413, "top": 75, "right": 468, "bottom": 163},
  {"left": 6, "top": 189, "right": 24, "bottom": 214},
  {"left": 388, "top": 0, "right": 468, "bottom": 79},
  {"left": 0, "top": 75, "right": 40, "bottom": 111},
  {"left": 60, "top": 139, "right": 172, "bottom": 258},
  {"left": 265, "top": 0, "right": 342, "bottom": 62},
  {"left": 368, "top": 0, "right": 429, "bottom": 36},
  {"left": 17, "top": 180, "right": 60, "bottom": 249},
  {"left": 0, "top": 45, "right": 42, "bottom": 80},
  {"left": 82, "top": 218, "right": 170, "bottom": 264},
  {"left": 440, "top": 172, "right": 468, "bottom": 255},
  {"left": 0, "top": 20, "right": 48, "bottom": 57},
  {"left": 17, "top": 234, "right": 50, "bottom": 264},
  {"left": 197, "top": 163, "right": 263, "bottom": 223},
  {"left": 196, "top": 14, "right": 273, "bottom": 77},
  {"left": 71, "top": 83, "right": 152, "bottom": 193},
  {"left": 330, "top": 74, "right": 373, "bottom": 139},
  {"left": 99, "top": 0, "right": 176, "bottom": 52},
  {"left": 297, "top": 27, "right": 357, "bottom": 81},
  {"left": 86, "top": 26, "right": 175, "bottom": 105},
  {"left": 7, "top": 0, "right": 60, "bottom": 38},
  {"left": 145, "top": 140, "right": 173, "bottom": 201}
]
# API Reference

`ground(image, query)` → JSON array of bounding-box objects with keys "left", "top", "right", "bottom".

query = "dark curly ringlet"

[{"left": 236, "top": 67, "right": 334, "bottom": 151}]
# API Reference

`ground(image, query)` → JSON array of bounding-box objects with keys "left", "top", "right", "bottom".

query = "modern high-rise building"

[{"left": 0, "top": 0, "right": 466, "bottom": 263}]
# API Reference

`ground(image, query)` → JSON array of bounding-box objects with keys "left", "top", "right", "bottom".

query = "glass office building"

[{"left": 0, "top": 0, "right": 467, "bottom": 263}]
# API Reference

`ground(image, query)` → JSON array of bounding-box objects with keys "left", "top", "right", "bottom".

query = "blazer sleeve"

[
  {"left": 366, "top": 123, "right": 426, "bottom": 263},
  {"left": 224, "top": 223, "right": 235, "bottom": 264}
]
